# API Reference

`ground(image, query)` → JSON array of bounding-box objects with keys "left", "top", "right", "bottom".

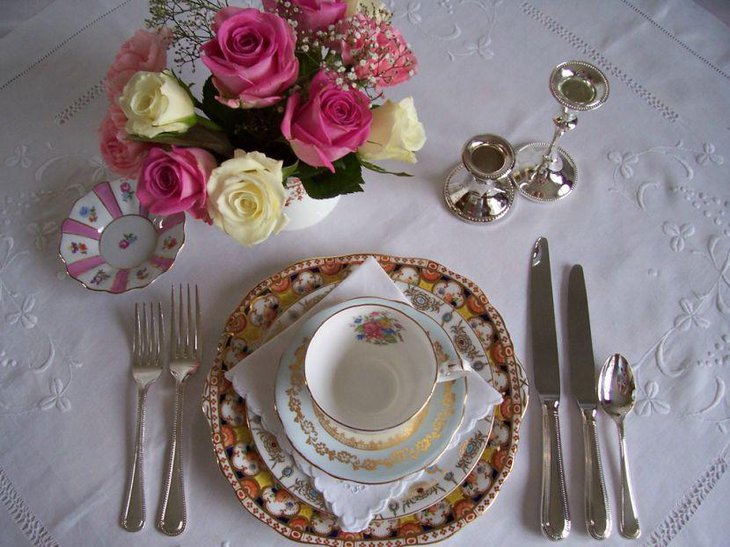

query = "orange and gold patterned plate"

[{"left": 202, "top": 254, "right": 528, "bottom": 545}]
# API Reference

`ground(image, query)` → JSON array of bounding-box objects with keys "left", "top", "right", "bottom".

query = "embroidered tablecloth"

[{"left": 0, "top": 1, "right": 728, "bottom": 545}]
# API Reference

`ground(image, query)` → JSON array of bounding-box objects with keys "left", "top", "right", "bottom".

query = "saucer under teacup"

[{"left": 275, "top": 297, "right": 467, "bottom": 484}]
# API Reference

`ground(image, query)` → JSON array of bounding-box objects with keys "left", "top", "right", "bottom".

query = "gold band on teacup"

[{"left": 313, "top": 401, "right": 427, "bottom": 451}]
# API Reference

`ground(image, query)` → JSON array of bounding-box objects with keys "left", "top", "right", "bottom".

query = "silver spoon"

[{"left": 598, "top": 354, "right": 641, "bottom": 539}]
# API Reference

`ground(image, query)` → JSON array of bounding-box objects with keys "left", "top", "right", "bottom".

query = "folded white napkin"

[{"left": 225, "top": 256, "right": 502, "bottom": 531}]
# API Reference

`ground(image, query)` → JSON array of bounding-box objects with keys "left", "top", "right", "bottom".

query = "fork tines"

[
  {"left": 170, "top": 284, "right": 200, "bottom": 361},
  {"left": 133, "top": 302, "right": 164, "bottom": 366}
]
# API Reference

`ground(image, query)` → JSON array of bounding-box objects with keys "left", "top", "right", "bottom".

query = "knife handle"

[
  {"left": 581, "top": 408, "right": 611, "bottom": 539},
  {"left": 541, "top": 399, "right": 571, "bottom": 540}
]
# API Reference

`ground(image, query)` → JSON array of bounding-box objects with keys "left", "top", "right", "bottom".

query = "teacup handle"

[{"left": 436, "top": 359, "right": 471, "bottom": 382}]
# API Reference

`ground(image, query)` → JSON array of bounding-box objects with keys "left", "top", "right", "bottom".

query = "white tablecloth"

[{"left": 0, "top": 1, "right": 728, "bottom": 545}]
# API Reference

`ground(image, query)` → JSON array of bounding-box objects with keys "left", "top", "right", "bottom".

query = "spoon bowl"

[
  {"left": 598, "top": 353, "right": 636, "bottom": 420},
  {"left": 598, "top": 354, "right": 641, "bottom": 539}
]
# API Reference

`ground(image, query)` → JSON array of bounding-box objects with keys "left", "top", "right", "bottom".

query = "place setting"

[
  {"left": 53, "top": 0, "right": 637, "bottom": 543},
  {"left": 204, "top": 254, "right": 528, "bottom": 543},
  {"left": 5, "top": 0, "right": 724, "bottom": 545}
]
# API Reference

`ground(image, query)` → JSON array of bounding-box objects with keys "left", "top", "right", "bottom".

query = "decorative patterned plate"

[
  {"left": 59, "top": 179, "right": 185, "bottom": 293},
  {"left": 275, "top": 298, "right": 467, "bottom": 484},
  {"left": 203, "top": 254, "right": 528, "bottom": 545}
]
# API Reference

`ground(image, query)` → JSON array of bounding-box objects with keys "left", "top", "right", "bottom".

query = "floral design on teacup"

[
  {"left": 248, "top": 294, "right": 280, "bottom": 328},
  {"left": 467, "top": 316, "right": 495, "bottom": 348},
  {"left": 311, "top": 512, "right": 337, "bottom": 535},
  {"left": 351, "top": 311, "right": 405, "bottom": 345},
  {"left": 391, "top": 266, "right": 420, "bottom": 284},
  {"left": 416, "top": 499, "right": 451, "bottom": 526},
  {"left": 292, "top": 271, "right": 323, "bottom": 295},
  {"left": 231, "top": 442, "right": 263, "bottom": 476},
  {"left": 262, "top": 487, "right": 300, "bottom": 517},
  {"left": 432, "top": 280, "right": 465, "bottom": 308},
  {"left": 462, "top": 460, "right": 494, "bottom": 497},
  {"left": 220, "top": 393, "right": 245, "bottom": 426},
  {"left": 366, "top": 518, "right": 399, "bottom": 538}
]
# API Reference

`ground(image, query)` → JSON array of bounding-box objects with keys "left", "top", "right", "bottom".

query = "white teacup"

[{"left": 305, "top": 303, "right": 462, "bottom": 444}]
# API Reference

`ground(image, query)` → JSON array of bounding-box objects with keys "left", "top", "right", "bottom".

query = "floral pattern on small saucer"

[{"left": 59, "top": 179, "right": 185, "bottom": 293}]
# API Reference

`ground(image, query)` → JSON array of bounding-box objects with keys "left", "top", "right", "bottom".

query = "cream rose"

[
  {"left": 346, "top": 0, "right": 389, "bottom": 18},
  {"left": 358, "top": 97, "right": 426, "bottom": 163},
  {"left": 118, "top": 70, "right": 195, "bottom": 138},
  {"left": 207, "top": 150, "right": 289, "bottom": 246}
]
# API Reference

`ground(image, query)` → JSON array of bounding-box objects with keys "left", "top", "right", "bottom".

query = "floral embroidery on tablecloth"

[
  {"left": 606, "top": 139, "right": 730, "bottom": 432},
  {"left": 0, "top": 143, "right": 100, "bottom": 415}
]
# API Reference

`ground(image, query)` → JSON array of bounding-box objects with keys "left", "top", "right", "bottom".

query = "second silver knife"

[{"left": 568, "top": 265, "right": 611, "bottom": 539}]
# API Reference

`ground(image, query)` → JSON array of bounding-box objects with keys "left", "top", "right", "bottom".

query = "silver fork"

[
  {"left": 121, "top": 303, "right": 163, "bottom": 532},
  {"left": 158, "top": 285, "right": 200, "bottom": 536}
]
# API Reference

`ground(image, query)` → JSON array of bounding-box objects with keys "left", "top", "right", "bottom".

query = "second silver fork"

[
  {"left": 121, "top": 303, "right": 163, "bottom": 532},
  {"left": 158, "top": 285, "right": 200, "bottom": 536}
]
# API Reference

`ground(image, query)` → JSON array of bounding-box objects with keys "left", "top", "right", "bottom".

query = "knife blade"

[
  {"left": 530, "top": 237, "right": 570, "bottom": 540},
  {"left": 568, "top": 265, "right": 611, "bottom": 539}
]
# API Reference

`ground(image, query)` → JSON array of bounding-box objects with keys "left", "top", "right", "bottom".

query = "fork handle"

[
  {"left": 121, "top": 387, "right": 148, "bottom": 532},
  {"left": 158, "top": 382, "right": 186, "bottom": 536}
]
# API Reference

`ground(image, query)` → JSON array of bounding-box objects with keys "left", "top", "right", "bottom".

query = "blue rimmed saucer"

[
  {"left": 275, "top": 297, "right": 467, "bottom": 484},
  {"left": 59, "top": 179, "right": 185, "bottom": 293}
]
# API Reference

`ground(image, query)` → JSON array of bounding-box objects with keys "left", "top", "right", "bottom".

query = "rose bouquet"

[{"left": 100, "top": 0, "right": 425, "bottom": 246}]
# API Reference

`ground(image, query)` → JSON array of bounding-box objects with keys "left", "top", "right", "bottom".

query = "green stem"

[{"left": 128, "top": 124, "right": 234, "bottom": 156}]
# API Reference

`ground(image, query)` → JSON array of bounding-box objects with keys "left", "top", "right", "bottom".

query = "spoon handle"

[
  {"left": 617, "top": 421, "right": 641, "bottom": 539},
  {"left": 540, "top": 399, "right": 571, "bottom": 540},
  {"left": 581, "top": 408, "right": 611, "bottom": 539}
]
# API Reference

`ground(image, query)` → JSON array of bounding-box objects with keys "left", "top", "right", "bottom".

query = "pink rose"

[
  {"left": 201, "top": 7, "right": 299, "bottom": 109},
  {"left": 105, "top": 28, "right": 172, "bottom": 101},
  {"left": 99, "top": 112, "right": 151, "bottom": 178},
  {"left": 263, "top": 0, "right": 347, "bottom": 32},
  {"left": 363, "top": 322, "right": 382, "bottom": 339},
  {"left": 137, "top": 146, "right": 217, "bottom": 221},
  {"left": 282, "top": 71, "right": 372, "bottom": 171}
]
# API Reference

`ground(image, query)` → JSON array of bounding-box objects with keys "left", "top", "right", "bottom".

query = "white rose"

[
  {"left": 118, "top": 70, "right": 195, "bottom": 138},
  {"left": 207, "top": 150, "right": 289, "bottom": 246},
  {"left": 346, "top": 0, "right": 390, "bottom": 18},
  {"left": 358, "top": 97, "right": 426, "bottom": 164}
]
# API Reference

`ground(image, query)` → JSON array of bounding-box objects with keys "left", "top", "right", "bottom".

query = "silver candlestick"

[
  {"left": 443, "top": 133, "right": 516, "bottom": 223},
  {"left": 514, "top": 61, "right": 609, "bottom": 202}
]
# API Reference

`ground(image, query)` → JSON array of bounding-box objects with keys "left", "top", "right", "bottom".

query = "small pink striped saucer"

[{"left": 59, "top": 179, "right": 185, "bottom": 293}]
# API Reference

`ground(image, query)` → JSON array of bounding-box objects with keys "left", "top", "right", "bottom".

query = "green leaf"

[
  {"left": 296, "top": 50, "right": 323, "bottom": 85},
  {"left": 360, "top": 159, "right": 413, "bottom": 177},
  {"left": 201, "top": 77, "right": 241, "bottom": 130},
  {"left": 282, "top": 161, "right": 300, "bottom": 181},
  {"left": 299, "top": 153, "right": 365, "bottom": 199}
]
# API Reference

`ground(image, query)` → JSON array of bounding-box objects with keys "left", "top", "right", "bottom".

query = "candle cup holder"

[
  {"left": 514, "top": 60, "right": 609, "bottom": 202},
  {"left": 443, "top": 134, "right": 516, "bottom": 223}
]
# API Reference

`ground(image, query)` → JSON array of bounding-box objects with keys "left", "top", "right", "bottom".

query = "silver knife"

[
  {"left": 530, "top": 237, "right": 571, "bottom": 540},
  {"left": 568, "top": 265, "right": 611, "bottom": 539}
]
